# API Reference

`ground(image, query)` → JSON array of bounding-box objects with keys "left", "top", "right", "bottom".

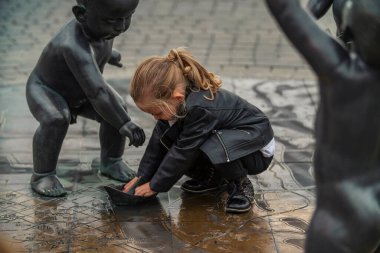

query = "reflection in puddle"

[
  {"left": 167, "top": 193, "right": 276, "bottom": 253},
  {"left": 115, "top": 197, "right": 173, "bottom": 252}
]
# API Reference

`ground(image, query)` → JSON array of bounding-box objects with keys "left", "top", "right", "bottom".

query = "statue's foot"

[
  {"left": 30, "top": 174, "right": 67, "bottom": 197},
  {"left": 100, "top": 157, "right": 136, "bottom": 182}
]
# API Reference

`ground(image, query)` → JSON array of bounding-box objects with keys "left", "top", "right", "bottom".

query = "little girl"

[{"left": 124, "top": 47, "right": 275, "bottom": 213}]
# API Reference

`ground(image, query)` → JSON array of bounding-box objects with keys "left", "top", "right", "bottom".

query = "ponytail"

[
  {"left": 167, "top": 47, "right": 222, "bottom": 100},
  {"left": 130, "top": 47, "right": 222, "bottom": 104}
]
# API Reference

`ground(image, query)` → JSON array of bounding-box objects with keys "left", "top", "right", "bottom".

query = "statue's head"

[
  {"left": 342, "top": 0, "right": 380, "bottom": 68},
  {"left": 72, "top": 0, "right": 139, "bottom": 41}
]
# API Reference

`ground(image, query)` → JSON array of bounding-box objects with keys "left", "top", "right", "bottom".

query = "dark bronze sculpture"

[
  {"left": 307, "top": 0, "right": 351, "bottom": 44},
  {"left": 265, "top": 0, "right": 380, "bottom": 252},
  {"left": 26, "top": 0, "right": 145, "bottom": 197}
]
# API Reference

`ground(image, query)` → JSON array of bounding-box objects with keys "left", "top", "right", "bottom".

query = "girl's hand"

[
  {"left": 123, "top": 176, "right": 139, "bottom": 192},
  {"left": 135, "top": 182, "right": 157, "bottom": 197}
]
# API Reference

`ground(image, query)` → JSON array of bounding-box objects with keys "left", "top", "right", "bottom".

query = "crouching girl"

[{"left": 124, "top": 47, "right": 275, "bottom": 213}]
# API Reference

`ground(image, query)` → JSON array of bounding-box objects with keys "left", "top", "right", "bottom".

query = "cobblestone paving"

[{"left": 0, "top": 0, "right": 335, "bottom": 252}]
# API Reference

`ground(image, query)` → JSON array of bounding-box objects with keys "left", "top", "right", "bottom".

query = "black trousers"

[{"left": 186, "top": 150, "right": 273, "bottom": 181}]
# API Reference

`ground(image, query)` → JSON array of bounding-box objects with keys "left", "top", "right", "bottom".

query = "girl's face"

[
  {"left": 138, "top": 101, "right": 178, "bottom": 121},
  {"left": 136, "top": 88, "right": 185, "bottom": 121}
]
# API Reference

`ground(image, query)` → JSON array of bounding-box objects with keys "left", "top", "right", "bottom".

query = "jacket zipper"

[
  {"left": 236, "top": 129, "right": 251, "bottom": 135},
  {"left": 160, "top": 138, "right": 170, "bottom": 150},
  {"left": 213, "top": 130, "right": 231, "bottom": 162},
  {"left": 160, "top": 127, "right": 171, "bottom": 150}
]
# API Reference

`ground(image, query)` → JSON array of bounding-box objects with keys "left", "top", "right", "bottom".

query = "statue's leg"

[
  {"left": 26, "top": 76, "right": 70, "bottom": 197},
  {"left": 306, "top": 205, "right": 349, "bottom": 253},
  {"left": 98, "top": 120, "right": 136, "bottom": 181},
  {"left": 306, "top": 179, "right": 380, "bottom": 253},
  {"left": 78, "top": 103, "right": 136, "bottom": 182}
]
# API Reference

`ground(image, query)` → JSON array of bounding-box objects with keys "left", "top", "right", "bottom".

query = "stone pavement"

[{"left": 0, "top": 0, "right": 336, "bottom": 252}]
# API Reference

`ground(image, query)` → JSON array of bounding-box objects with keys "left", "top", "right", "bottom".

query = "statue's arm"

[
  {"left": 307, "top": 0, "right": 334, "bottom": 19},
  {"left": 266, "top": 0, "right": 348, "bottom": 76},
  {"left": 63, "top": 43, "right": 130, "bottom": 129}
]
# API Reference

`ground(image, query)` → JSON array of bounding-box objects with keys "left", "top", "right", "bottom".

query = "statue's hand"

[
  {"left": 108, "top": 50, "right": 123, "bottom": 68},
  {"left": 119, "top": 121, "right": 145, "bottom": 147}
]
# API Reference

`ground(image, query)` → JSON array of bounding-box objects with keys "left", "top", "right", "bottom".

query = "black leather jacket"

[{"left": 137, "top": 88, "right": 274, "bottom": 192}]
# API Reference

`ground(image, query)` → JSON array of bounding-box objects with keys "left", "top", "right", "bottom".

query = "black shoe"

[
  {"left": 181, "top": 167, "right": 224, "bottom": 193},
  {"left": 225, "top": 177, "right": 254, "bottom": 213},
  {"left": 181, "top": 178, "right": 221, "bottom": 193}
]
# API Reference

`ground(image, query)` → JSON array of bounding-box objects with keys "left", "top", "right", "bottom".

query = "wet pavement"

[{"left": 0, "top": 0, "right": 335, "bottom": 252}]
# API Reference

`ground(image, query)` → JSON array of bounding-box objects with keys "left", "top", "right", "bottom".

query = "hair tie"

[
  {"left": 182, "top": 66, "right": 191, "bottom": 77},
  {"left": 167, "top": 54, "right": 175, "bottom": 62},
  {"left": 167, "top": 49, "right": 179, "bottom": 62}
]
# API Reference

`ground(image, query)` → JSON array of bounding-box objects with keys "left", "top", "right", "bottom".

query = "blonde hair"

[{"left": 130, "top": 47, "right": 222, "bottom": 106}]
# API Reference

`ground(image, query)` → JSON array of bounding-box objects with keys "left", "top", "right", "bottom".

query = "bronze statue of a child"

[
  {"left": 26, "top": 0, "right": 145, "bottom": 197},
  {"left": 266, "top": 0, "right": 380, "bottom": 252},
  {"left": 307, "top": 0, "right": 351, "bottom": 44}
]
